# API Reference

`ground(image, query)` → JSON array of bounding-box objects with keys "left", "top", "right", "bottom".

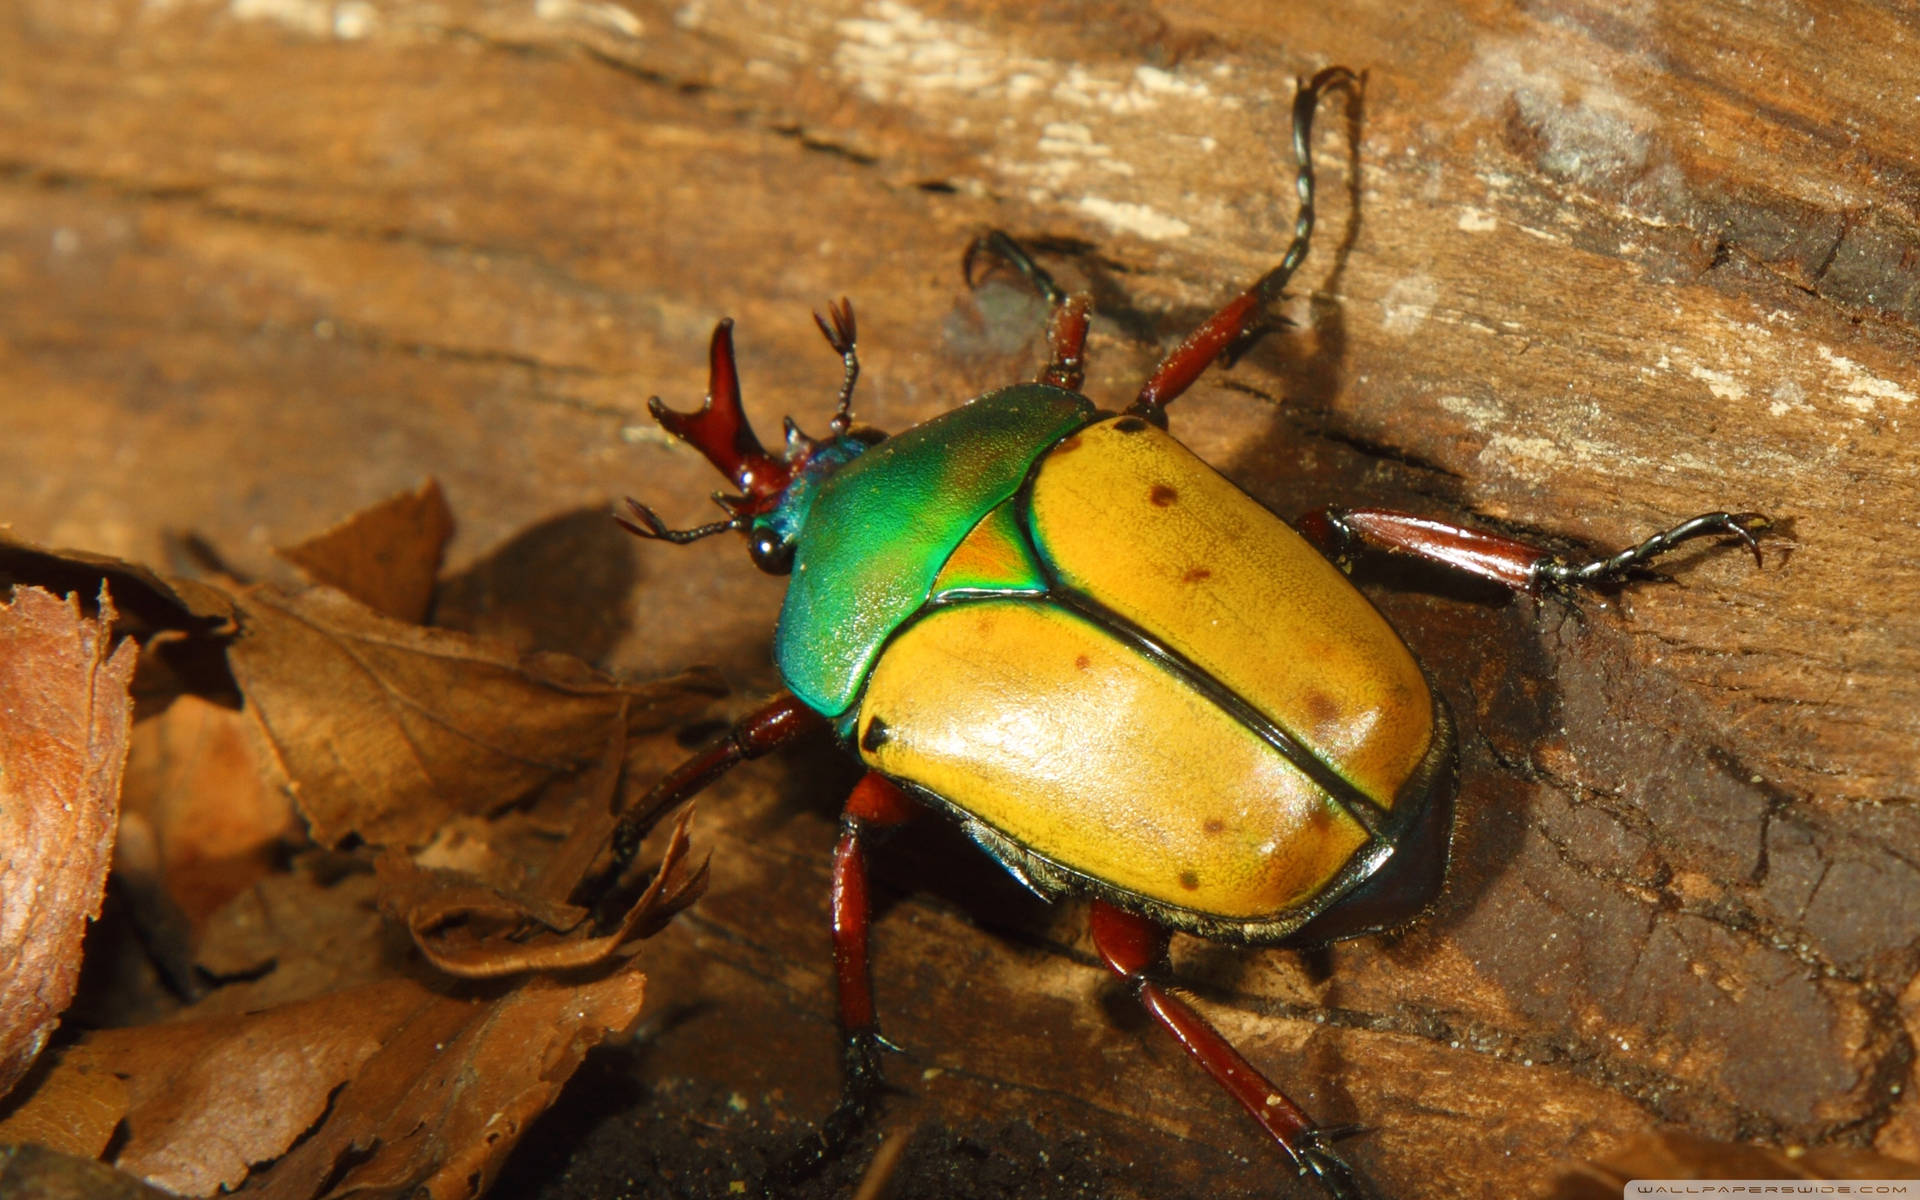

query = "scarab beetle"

[{"left": 601, "top": 67, "right": 1770, "bottom": 1198}]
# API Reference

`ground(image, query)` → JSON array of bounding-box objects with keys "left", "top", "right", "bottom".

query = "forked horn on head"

[{"left": 647, "top": 320, "right": 796, "bottom": 509}]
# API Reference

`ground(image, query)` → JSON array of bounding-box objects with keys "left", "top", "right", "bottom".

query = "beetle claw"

[
  {"left": 773, "top": 1028, "right": 897, "bottom": 1182},
  {"left": 1535, "top": 509, "right": 1779, "bottom": 591},
  {"left": 1296, "top": 1145, "right": 1378, "bottom": 1200},
  {"left": 961, "top": 229, "right": 1070, "bottom": 305},
  {"left": 1724, "top": 510, "right": 1773, "bottom": 568},
  {"left": 1313, "top": 1122, "right": 1372, "bottom": 1144},
  {"left": 960, "top": 233, "right": 1000, "bottom": 291},
  {"left": 1294, "top": 1127, "right": 1380, "bottom": 1200}
]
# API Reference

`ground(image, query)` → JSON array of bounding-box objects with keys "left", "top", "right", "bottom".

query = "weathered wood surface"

[{"left": 4, "top": 1, "right": 1918, "bottom": 1197}]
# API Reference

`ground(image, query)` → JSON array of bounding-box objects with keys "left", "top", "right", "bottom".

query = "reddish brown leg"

[
  {"left": 1041, "top": 292, "right": 1091, "bottom": 391},
  {"left": 785, "top": 771, "right": 917, "bottom": 1177},
  {"left": 1131, "top": 66, "right": 1358, "bottom": 419},
  {"left": 1091, "top": 901, "right": 1373, "bottom": 1200},
  {"left": 1298, "top": 506, "right": 1772, "bottom": 594},
  {"left": 603, "top": 691, "right": 826, "bottom": 884},
  {"left": 831, "top": 773, "right": 916, "bottom": 1042}
]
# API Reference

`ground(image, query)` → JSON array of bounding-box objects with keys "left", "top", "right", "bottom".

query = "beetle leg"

[
  {"left": 786, "top": 772, "right": 918, "bottom": 1175},
  {"left": 1128, "top": 66, "right": 1359, "bottom": 421},
  {"left": 1532, "top": 511, "right": 1773, "bottom": 588},
  {"left": 962, "top": 230, "right": 1092, "bottom": 391},
  {"left": 600, "top": 691, "right": 827, "bottom": 891},
  {"left": 1298, "top": 506, "right": 1774, "bottom": 594},
  {"left": 964, "top": 229, "right": 1069, "bottom": 305},
  {"left": 1039, "top": 292, "right": 1091, "bottom": 392},
  {"left": 1090, "top": 901, "right": 1375, "bottom": 1200}
]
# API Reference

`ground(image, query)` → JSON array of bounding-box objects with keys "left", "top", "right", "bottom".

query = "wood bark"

[{"left": 3, "top": 1, "right": 1917, "bottom": 1197}]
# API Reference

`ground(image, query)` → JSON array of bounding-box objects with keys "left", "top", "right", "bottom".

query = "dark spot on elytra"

[
  {"left": 1054, "top": 433, "right": 1084, "bottom": 453},
  {"left": 1202, "top": 817, "right": 1225, "bottom": 835},
  {"left": 1113, "top": 417, "right": 1150, "bottom": 433},
  {"left": 1149, "top": 484, "right": 1178, "bottom": 507},
  {"left": 1074, "top": 654, "right": 1093, "bottom": 671},
  {"left": 1178, "top": 870, "right": 1201, "bottom": 891},
  {"left": 1182, "top": 566, "right": 1212, "bottom": 583},
  {"left": 861, "top": 717, "right": 891, "bottom": 752},
  {"left": 1303, "top": 689, "right": 1342, "bottom": 733}
]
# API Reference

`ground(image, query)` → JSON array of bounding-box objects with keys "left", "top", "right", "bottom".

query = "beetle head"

[{"left": 623, "top": 312, "right": 878, "bottom": 575}]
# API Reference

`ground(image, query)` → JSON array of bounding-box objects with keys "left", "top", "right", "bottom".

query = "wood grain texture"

[{"left": 3, "top": 1, "right": 1916, "bottom": 1196}]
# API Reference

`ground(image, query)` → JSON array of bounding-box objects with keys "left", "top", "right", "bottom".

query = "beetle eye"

[{"left": 748, "top": 527, "right": 795, "bottom": 575}]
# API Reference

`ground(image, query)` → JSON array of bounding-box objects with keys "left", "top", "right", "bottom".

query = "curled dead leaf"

[
  {"left": 0, "top": 532, "right": 235, "bottom": 637},
  {"left": 0, "top": 531, "right": 239, "bottom": 719},
  {"left": 0, "top": 585, "right": 138, "bottom": 1100},
  {"left": 378, "top": 806, "right": 707, "bottom": 978},
  {"left": 375, "top": 713, "right": 710, "bottom": 976}
]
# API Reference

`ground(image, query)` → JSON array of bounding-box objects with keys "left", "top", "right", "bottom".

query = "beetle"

[{"left": 600, "top": 66, "right": 1770, "bottom": 1199}]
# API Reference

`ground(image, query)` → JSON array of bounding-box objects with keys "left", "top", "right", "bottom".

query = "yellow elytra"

[{"left": 855, "top": 413, "right": 1446, "bottom": 936}]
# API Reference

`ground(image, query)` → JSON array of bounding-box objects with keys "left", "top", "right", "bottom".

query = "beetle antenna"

[
  {"left": 814, "top": 297, "right": 860, "bottom": 436},
  {"left": 616, "top": 497, "right": 742, "bottom": 544}
]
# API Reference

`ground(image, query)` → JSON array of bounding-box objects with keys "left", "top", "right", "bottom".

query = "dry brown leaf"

[
  {"left": 385, "top": 709, "right": 626, "bottom": 912},
  {"left": 376, "top": 806, "right": 707, "bottom": 977},
  {"left": 0, "top": 1050, "right": 129, "bottom": 1157},
  {"left": 86, "top": 981, "right": 434, "bottom": 1195},
  {"left": 0, "top": 532, "right": 239, "bottom": 721},
  {"left": 240, "top": 969, "right": 650, "bottom": 1200},
  {"left": 0, "top": 1143, "right": 177, "bottom": 1200},
  {"left": 0, "top": 533, "right": 235, "bottom": 637},
  {"left": 275, "top": 480, "right": 455, "bottom": 626},
  {"left": 0, "top": 586, "right": 139, "bottom": 1100},
  {"left": 188, "top": 858, "right": 437, "bottom": 1035},
  {"left": 519, "top": 709, "right": 630, "bottom": 905},
  {"left": 374, "top": 715, "right": 709, "bottom": 976},
  {"left": 106, "top": 811, "right": 200, "bottom": 1000},
  {"left": 0, "top": 519, "right": 707, "bottom": 1199},
  {"left": 120, "top": 694, "right": 298, "bottom": 931},
  {"left": 225, "top": 581, "right": 722, "bottom": 846}
]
